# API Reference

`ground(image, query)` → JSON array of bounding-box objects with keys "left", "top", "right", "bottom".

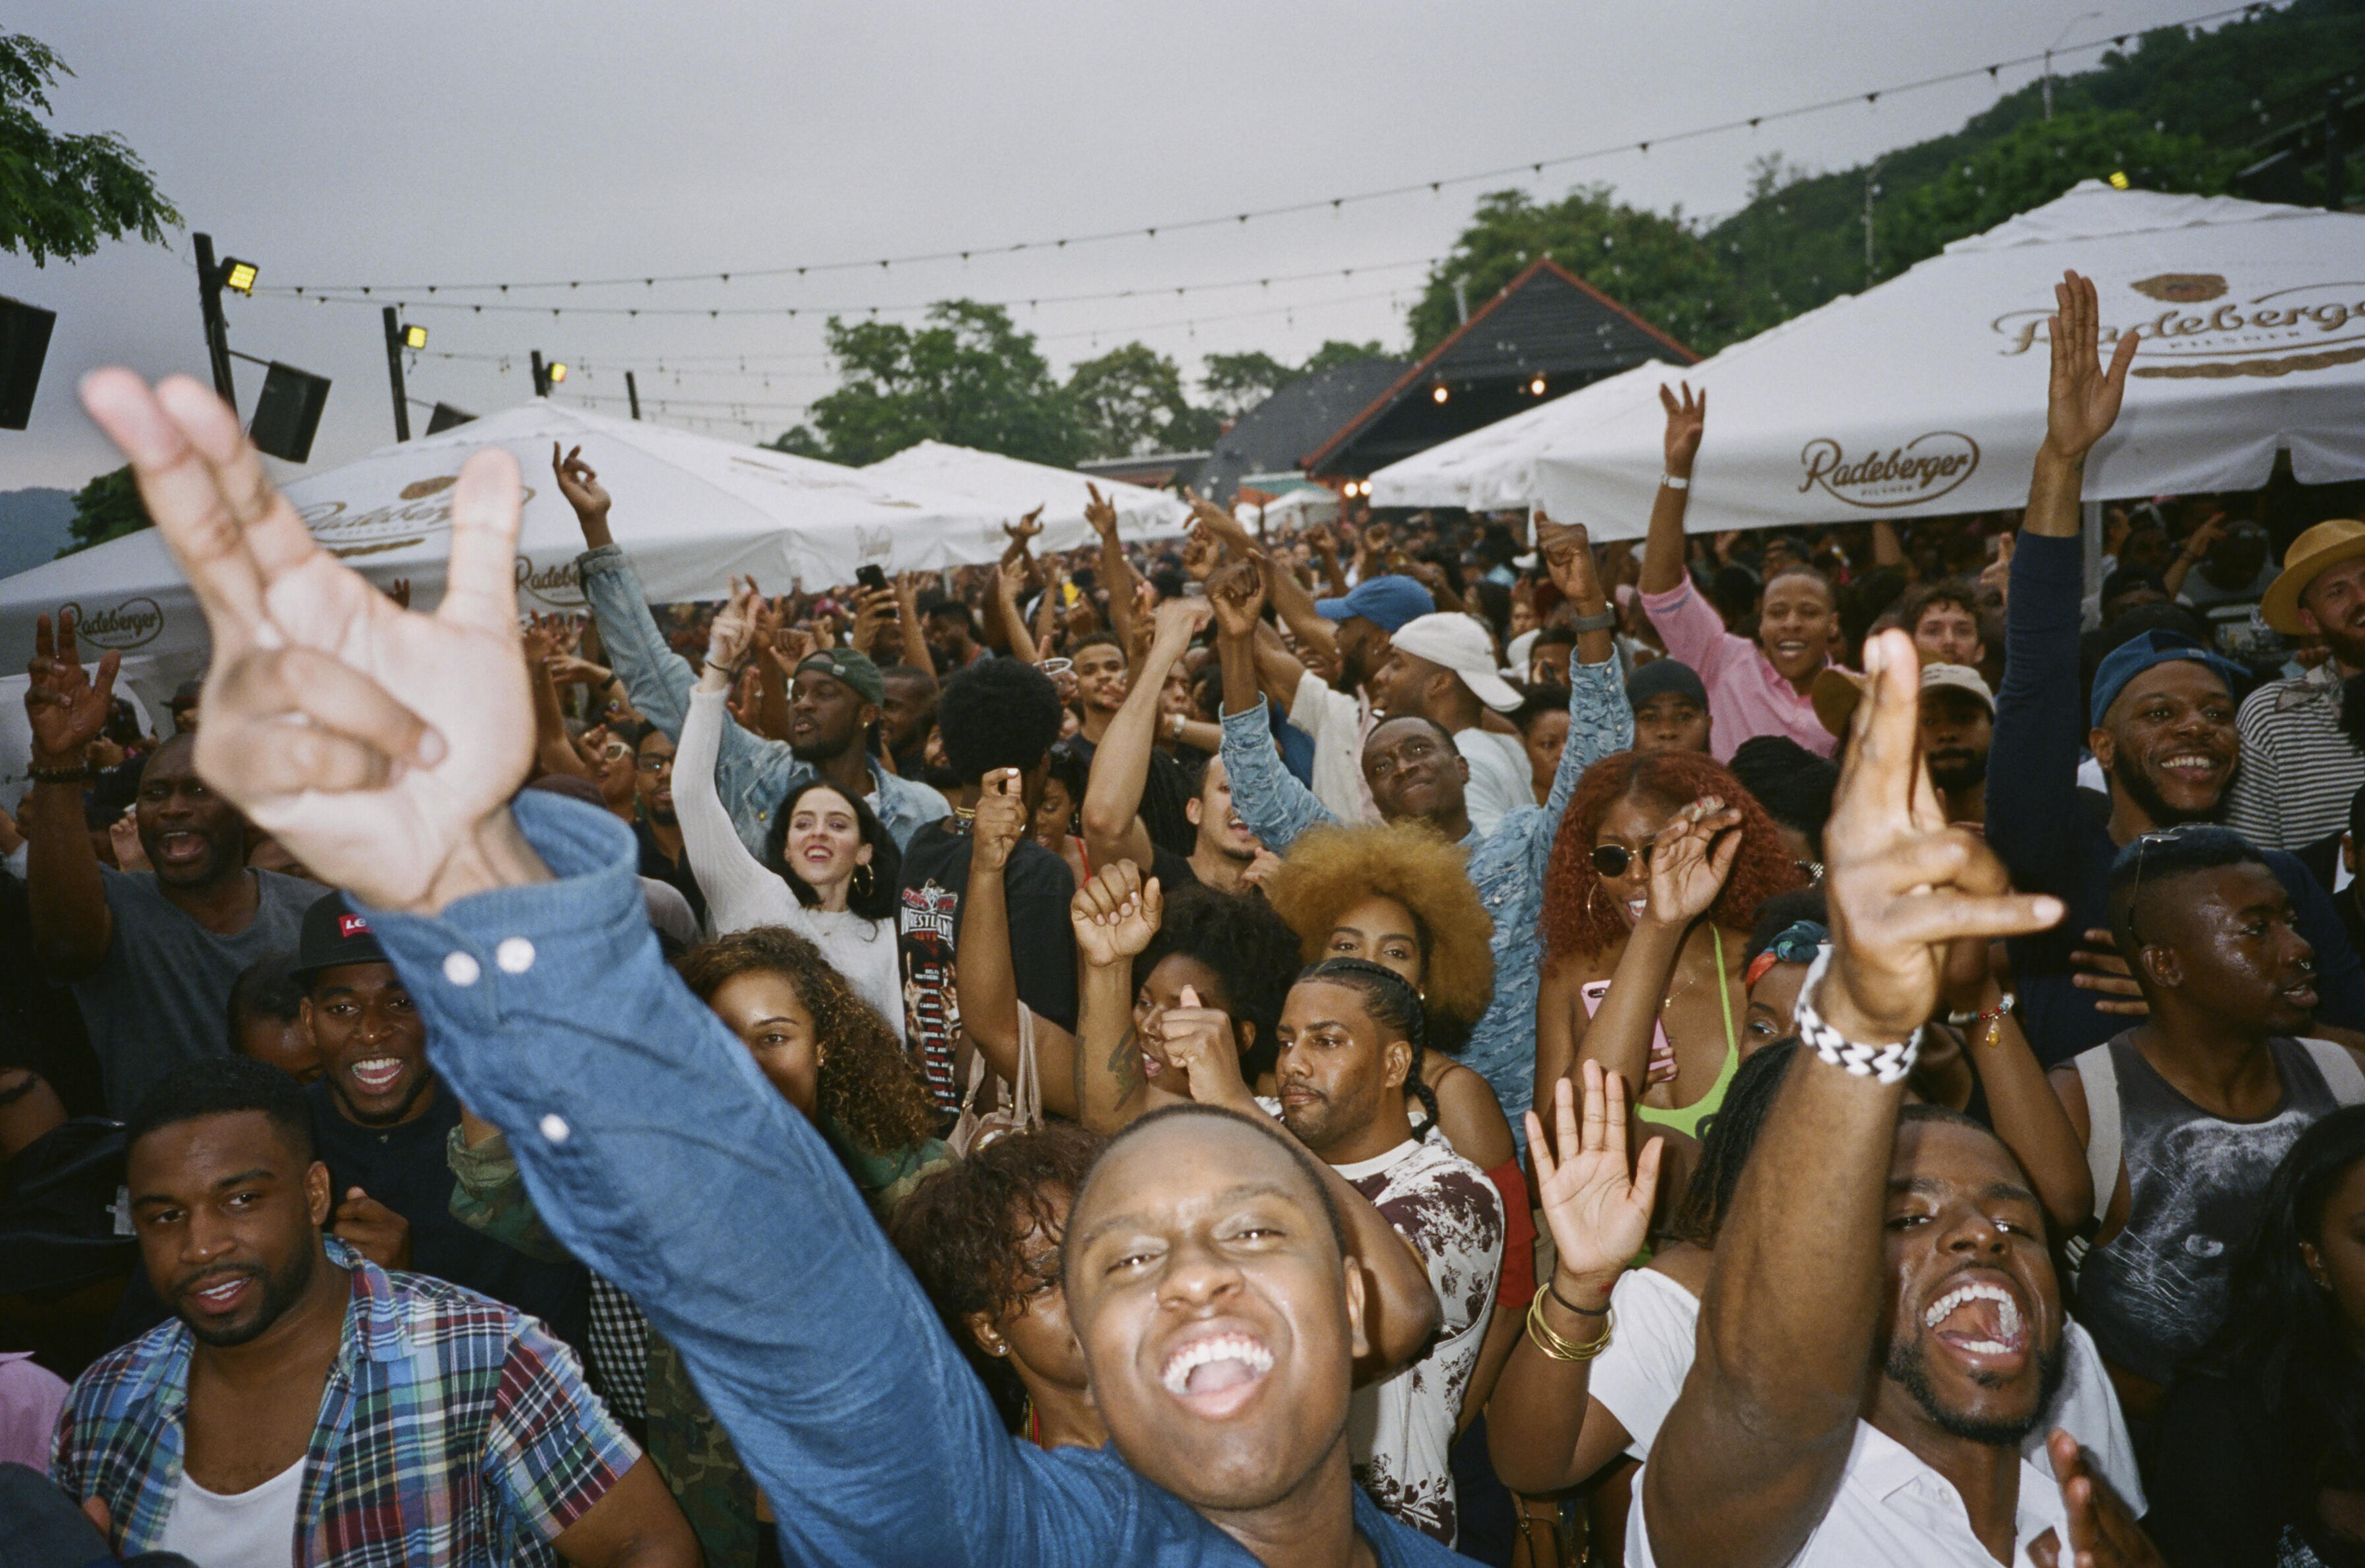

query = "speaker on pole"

[
  {"left": 424, "top": 402, "right": 476, "bottom": 434},
  {"left": 0, "top": 296, "right": 58, "bottom": 432},
  {"left": 248, "top": 362, "right": 332, "bottom": 462}
]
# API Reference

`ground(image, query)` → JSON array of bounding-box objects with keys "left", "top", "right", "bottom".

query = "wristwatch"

[{"left": 1567, "top": 608, "right": 1618, "bottom": 633}]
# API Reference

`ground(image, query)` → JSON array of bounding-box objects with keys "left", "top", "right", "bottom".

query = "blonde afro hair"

[{"left": 1263, "top": 821, "right": 1496, "bottom": 1047}]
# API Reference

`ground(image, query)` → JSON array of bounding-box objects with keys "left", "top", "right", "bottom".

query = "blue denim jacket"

[
  {"left": 362, "top": 793, "right": 1471, "bottom": 1568},
  {"left": 575, "top": 545, "right": 949, "bottom": 857},
  {"left": 1221, "top": 652, "right": 1632, "bottom": 1146}
]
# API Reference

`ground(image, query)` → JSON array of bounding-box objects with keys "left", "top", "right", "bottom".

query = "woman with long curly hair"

[{"left": 1533, "top": 749, "right": 1805, "bottom": 1141}]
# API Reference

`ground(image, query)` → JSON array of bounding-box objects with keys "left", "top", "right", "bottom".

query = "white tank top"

[{"left": 155, "top": 1455, "right": 304, "bottom": 1567}]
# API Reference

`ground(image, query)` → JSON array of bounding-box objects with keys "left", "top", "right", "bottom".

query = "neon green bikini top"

[{"left": 1634, "top": 927, "right": 1741, "bottom": 1140}]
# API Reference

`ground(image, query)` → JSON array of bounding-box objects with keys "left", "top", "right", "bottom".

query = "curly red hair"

[{"left": 1541, "top": 750, "right": 1807, "bottom": 969}]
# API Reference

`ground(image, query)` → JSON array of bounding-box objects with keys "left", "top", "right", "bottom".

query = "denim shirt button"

[
  {"left": 495, "top": 938, "right": 537, "bottom": 975},
  {"left": 538, "top": 1114, "right": 571, "bottom": 1144},
  {"left": 443, "top": 952, "right": 482, "bottom": 987}
]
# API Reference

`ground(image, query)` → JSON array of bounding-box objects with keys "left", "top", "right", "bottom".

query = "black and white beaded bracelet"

[{"left": 1790, "top": 948, "right": 1920, "bottom": 1085}]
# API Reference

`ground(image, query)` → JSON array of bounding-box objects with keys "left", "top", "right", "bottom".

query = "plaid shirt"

[{"left": 51, "top": 1238, "right": 637, "bottom": 1566}]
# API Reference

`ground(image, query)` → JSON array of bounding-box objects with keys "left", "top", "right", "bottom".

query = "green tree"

[
  {"left": 777, "top": 301, "right": 1085, "bottom": 468},
  {"left": 1066, "top": 342, "right": 1217, "bottom": 459},
  {"left": 0, "top": 32, "right": 180, "bottom": 266},
  {"left": 60, "top": 464, "right": 150, "bottom": 556},
  {"left": 1408, "top": 186, "right": 1727, "bottom": 357},
  {"left": 1200, "top": 350, "right": 1295, "bottom": 418},
  {"left": 1297, "top": 339, "right": 1390, "bottom": 376}
]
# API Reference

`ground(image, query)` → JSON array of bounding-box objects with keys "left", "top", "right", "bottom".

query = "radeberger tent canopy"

[
  {"left": 0, "top": 403, "right": 1015, "bottom": 689},
  {"left": 1527, "top": 182, "right": 2365, "bottom": 539},
  {"left": 862, "top": 439, "right": 1192, "bottom": 551},
  {"left": 1366, "top": 359, "right": 1681, "bottom": 512}
]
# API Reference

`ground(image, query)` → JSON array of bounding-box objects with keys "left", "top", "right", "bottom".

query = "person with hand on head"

[
  {"left": 50, "top": 1056, "right": 696, "bottom": 1568},
  {"left": 1986, "top": 271, "right": 2365, "bottom": 1066},
  {"left": 20, "top": 613, "right": 321, "bottom": 1118},
  {"left": 675, "top": 576, "right": 905, "bottom": 1037},
  {"left": 1217, "top": 515, "right": 1633, "bottom": 1148},
  {"left": 1636, "top": 384, "right": 1844, "bottom": 763},
  {"left": 1636, "top": 625, "right": 2155, "bottom": 1568},
  {"left": 82, "top": 362, "right": 1484, "bottom": 1565},
  {"left": 2224, "top": 515, "right": 2365, "bottom": 851},
  {"left": 551, "top": 443, "right": 948, "bottom": 859}
]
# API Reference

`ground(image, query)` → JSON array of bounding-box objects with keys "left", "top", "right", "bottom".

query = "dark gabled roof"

[
  {"left": 1196, "top": 357, "right": 1412, "bottom": 503},
  {"left": 1301, "top": 258, "right": 1696, "bottom": 476}
]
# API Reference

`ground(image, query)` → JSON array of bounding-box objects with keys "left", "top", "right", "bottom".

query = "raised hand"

[
  {"left": 109, "top": 810, "right": 149, "bottom": 872},
  {"left": 2068, "top": 927, "right": 2149, "bottom": 1019},
  {"left": 1816, "top": 630, "right": 2061, "bottom": 1045},
  {"left": 1180, "top": 529, "right": 1223, "bottom": 583},
  {"left": 1536, "top": 515, "right": 1607, "bottom": 611},
  {"left": 1083, "top": 483, "right": 1119, "bottom": 541},
  {"left": 1207, "top": 559, "right": 1267, "bottom": 641},
  {"left": 1980, "top": 533, "right": 2016, "bottom": 601},
  {"left": 24, "top": 610, "right": 121, "bottom": 767},
  {"left": 1004, "top": 506, "right": 1045, "bottom": 545},
  {"left": 2042, "top": 269, "right": 2139, "bottom": 464},
  {"left": 1644, "top": 795, "right": 1744, "bottom": 928},
  {"left": 551, "top": 443, "right": 611, "bottom": 525},
  {"left": 1161, "top": 984, "right": 1254, "bottom": 1113},
  {"left": 1184, "top": 489, "right": 1255, "bottom": 554},
  {"left": 847, "top": 587, "right": 896, "bottom": 655},
  {"left": 82, "top": 370, "right": 541, "bottom": 915},
  {"left": 971, "top": 767, "right": 1029, "bottom": 875},
  {"left": 1151, "top": 594, "right": 1213, "bottom": 656},
  {"left": 1071, "top": 859, "right": 1163, "bottom": 969},
  {"left": 2029, "top": 1430, "right": 2163, "bottom": 1568},
  {"left": 1658, "top": 380, "right": 1706, "bottom": 477},
  {"left": 705, "top": 576, "right": 763, "bottom": 674},
  {"left": 1525, "top": 1062, "right": 1663, "bottom": 1286}
]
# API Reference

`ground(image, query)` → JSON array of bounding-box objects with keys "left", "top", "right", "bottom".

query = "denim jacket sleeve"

[
  {"left": 359, "top": 793, "right": 1208, "bottom": 1568},
  {"left": 1550, "top": 651, "right": 1632, "bottom": 826},
  {"left": 1986, "top": 531, "right": 2085, "bottom": 895},
  {"left": 1220, "top": 698, "right": 1340, "bottom": 855}
]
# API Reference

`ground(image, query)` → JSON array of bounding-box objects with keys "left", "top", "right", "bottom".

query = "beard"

[
  {"left": 176, "top": 1240, "right": 317, "bottom": 1349},
  {"left": 1883, "top": 1329, "right": 2069, "bottom": 1446},
  {"left": 1927, "top": 748, "right": 1988, "bottom": 792},
  {"left": 2110, "top": 750, "right": 2220, "bottom": 828}
]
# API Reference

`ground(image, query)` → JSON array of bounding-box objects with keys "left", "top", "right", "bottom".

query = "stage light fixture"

[
  {"left": 2107, "top": 170, "right": 2131, "bottom": 189},
  {"left": 222, "top": 259, "right": 259, "bottom": 296},
  {"left": 401, "top": 323, "right": 428, "bottom": 350},
  {"left": 548, "top": 361, "right": 569, "bottom": 384}
]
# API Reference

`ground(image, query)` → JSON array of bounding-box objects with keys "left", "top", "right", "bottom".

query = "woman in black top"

[{"left": 2150, "top": 1106, "right": 2365, "bottom": 1567}]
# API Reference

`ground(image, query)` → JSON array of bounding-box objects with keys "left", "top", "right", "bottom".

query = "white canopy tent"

[
  {"left": 1366, "top": 359, "right": 1682, "bottom": 511},
  {"left": 1528, "top": 183, "right": 2365, "bottom": 539},
  {"left": 1234, "top": 487, "right": 1341, "bottom": 531},
  {"left": 862, "top": 439, "right": 1192, "bottom": 552},
  {"left": 0, "top": 403, "right": 1018, "bottom": 730}
]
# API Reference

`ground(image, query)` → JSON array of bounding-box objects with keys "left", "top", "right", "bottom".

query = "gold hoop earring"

[{"left": 854, "top": 862, "right": 874, "bottom": 898}]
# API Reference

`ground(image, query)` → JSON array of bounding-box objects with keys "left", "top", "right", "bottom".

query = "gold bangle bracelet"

[{"left": 1525, "top": 1284, "right": 1615, "bottom": 1362}]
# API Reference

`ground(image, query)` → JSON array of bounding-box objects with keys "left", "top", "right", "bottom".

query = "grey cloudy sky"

[{"left": 3, "top": 0, "right": 2235, "bottom": 489}]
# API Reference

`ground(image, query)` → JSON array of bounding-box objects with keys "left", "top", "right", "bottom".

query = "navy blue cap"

[
  {"left": 1626, "top": 658, "right": 1709, "bottom": 711},
  {"left": 292, "top": 891, "right": 388, "bottom": 983},
  {"left": 2089, "top": 629, "right": 2245, "bottom": 728},
  {"left": 1313, "top": 575, "right": 1435, "bottom": 634}
]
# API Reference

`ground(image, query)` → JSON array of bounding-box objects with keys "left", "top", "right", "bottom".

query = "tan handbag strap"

[{"left": 1013, "top": 1007, "right": 1043, "bottom": 1130}]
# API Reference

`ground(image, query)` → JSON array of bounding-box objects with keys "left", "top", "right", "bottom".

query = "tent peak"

[{"left": 1945, "top": 179, "right": 2344, "bottom": 256}]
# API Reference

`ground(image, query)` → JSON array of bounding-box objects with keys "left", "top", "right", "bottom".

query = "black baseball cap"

[{"left": 291, "top": 891, "right": 390, "bottom": 984}]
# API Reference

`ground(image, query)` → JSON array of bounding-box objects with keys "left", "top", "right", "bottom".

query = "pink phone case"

[{"left": 1580, "top": 978, "right": 1674, "bottom": 1061}]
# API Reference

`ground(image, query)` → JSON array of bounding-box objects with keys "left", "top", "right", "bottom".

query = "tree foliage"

[
  {"left": 1200, "top": 350, "right": 1295, "bottom": 418},
  {"left": 0, "top": 31, "right": 180, "bottom": 266},
  {"left": 61, "top": 465, "right": 150, "bottom": 556},
  {"left": 1066, "top": 342, "right": 1219, "bottom": 459}
]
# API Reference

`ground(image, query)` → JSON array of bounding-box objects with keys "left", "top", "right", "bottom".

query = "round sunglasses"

[{"left": 1589, "top": 842, "right": 1656, "bottom": 879}]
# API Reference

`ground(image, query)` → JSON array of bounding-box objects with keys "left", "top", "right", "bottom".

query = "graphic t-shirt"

[{"left": 895, "top": 821, "right": 1079, "bottom": 1109}]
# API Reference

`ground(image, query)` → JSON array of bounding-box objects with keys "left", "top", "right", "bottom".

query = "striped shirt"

[
  {"left": 2224, "top": 660, "right": 2365, "bottom": 851},
  {"left": 51, "top": 1239, "right": 637, "bottom": 1567}
]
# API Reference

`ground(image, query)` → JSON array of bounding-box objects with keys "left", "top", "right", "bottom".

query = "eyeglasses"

[
  {"left": 597, "top": 742, "right": 633, "bottom": 761},
  {"left": 637, "top": 754, "right": 674, "bottom": 774},
  {"left": 1590, "top": 842, "right": 1656, "bottom": 878},
  {"left": 2121, "top": 828, "right": 2186, "bottom": 945}
]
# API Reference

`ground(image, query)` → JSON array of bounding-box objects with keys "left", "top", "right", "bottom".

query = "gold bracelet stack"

[{"left": 1525, "top": 1284, "right": 1614, "bottom": 1362}]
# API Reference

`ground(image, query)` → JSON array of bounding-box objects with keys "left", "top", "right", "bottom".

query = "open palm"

[
  {"left": 24, "top": 612, "right": 120, "bottom": 765},
  {"left": 1646, "top": 797, "right": 1742, "bottom": 926},
  {"left": 2043, "top": 270, "right": 2138, "bottom": 461},
  {"left": 1527, "top": 1062, "right": 1662, "bottom": 1280}
]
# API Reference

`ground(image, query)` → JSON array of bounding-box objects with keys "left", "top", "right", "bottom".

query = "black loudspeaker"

[
  {"left": 425, "top": 401, "right": 476, "bottom": 434},
  {"left": 0, "top": 295, "right": 58, "bottom": 431},
  {"left": 248, "top": 362, "right": 332, "bottom": 462}
]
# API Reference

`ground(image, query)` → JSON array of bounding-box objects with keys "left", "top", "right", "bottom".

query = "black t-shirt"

[
  {"left": 2149, "top": 1368, "right": 2365, "bottom": 1568},
  {"left": 1149, "top": 845, "right": 1200, "bottom": 893},
  {"left": 304, "top": 1078, "right": 590, "bottom": 1356},
  {"left": 896, "top": 821, "right": 1079, "bottom": 1111},
  {"left": 635, "top": 820, "right": 708, "bottom": 930}
]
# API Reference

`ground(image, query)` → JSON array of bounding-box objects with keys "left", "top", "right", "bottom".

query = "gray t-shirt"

[{"left": 71, "top": 867, "right": 323, "bottom": 1115}]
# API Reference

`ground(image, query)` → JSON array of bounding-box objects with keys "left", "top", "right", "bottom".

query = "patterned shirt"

[
  {"left": 51, "top": 1238, "right": 637, "bottom": 1567},
  {"left": 2224, "top": 658, "right": 2365, "bottom": 851}
]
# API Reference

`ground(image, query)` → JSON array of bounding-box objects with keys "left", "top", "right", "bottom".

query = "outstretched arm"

[
  {"left": 1085, "top": 487, "right": 1142, "bottom": 651},
  {"left": 1069, "top": 861, "right": 1180, "bottom": 1133},
  {"left": 1209, "top": 562, "right": 1338, "bottom": 855},
  {"left": 1081, "top": 597, "right": 1210, "bottom": 871},
  {"left": 1639, "top": 632, "right": 2061, "bottom": 1568},
  {"left": 958, "top": 768, "right": 1081, "bottom": 1119},
  {"left": 1635, "top": 383, "right": 1704, "bottom": 596},
  {"left": 21, "top": 611, "right": 118, "bottom": 978}
]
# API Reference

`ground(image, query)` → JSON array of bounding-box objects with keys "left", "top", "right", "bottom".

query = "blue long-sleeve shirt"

[
  {"left": 1987, "top": 531, "right": 2365, "bottom": 1066},
  {"left": 575, "top": 545, "right": 949, "bottom": 858},
  {"left": 1221, "top": 650, "right": 1633, "bottom": 1144},
  {"left": 363, "top": 792, "right": 1472, "bottom": 1568}
]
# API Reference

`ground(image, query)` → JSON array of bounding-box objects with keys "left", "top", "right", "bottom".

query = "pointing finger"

[
  {"left": 155, "top": 374, "right": 321, "bottom": 583},
  {"left": 438, "top": 448, "right": 525, "bottom": 637}
]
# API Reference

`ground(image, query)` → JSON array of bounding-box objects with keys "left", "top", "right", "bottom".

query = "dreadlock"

[{"left": 1298, "top": 957, "right": 1439, "bottom": 1141}]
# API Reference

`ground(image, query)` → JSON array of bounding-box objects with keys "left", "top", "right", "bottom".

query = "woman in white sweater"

[{"left": 677, "top": 579, "right": 906, "bottom": 1039}]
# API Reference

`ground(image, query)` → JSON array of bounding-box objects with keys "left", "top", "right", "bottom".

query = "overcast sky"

[{"left": 2, "top": 0, "right": 2238, "bottom": 490}]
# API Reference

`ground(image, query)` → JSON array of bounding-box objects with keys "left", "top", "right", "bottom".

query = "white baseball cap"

[{"left": 1389, "top": 612, "right": 1522, "bottom": 713}]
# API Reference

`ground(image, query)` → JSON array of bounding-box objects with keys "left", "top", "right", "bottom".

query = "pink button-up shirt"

[{"left": 1639, "top": 579, "right": 1837, "bottom": 763}]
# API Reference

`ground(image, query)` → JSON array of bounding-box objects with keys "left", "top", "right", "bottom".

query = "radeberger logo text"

[
  {"left": 1797, "top": 432, "right": 1980, "bottom": 510},
  {"left": 63, "top": 597, "right": 164, "bottom": 650}
]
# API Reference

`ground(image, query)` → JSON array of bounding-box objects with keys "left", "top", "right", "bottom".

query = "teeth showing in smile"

[
  {"left": 1161, "top": 1332, "right": 1274, "bottom": 1396},
  {"left": 350, "top": 1058, "right": 404, "bottom": 1092},
  {"left": 1922, "top": 1281, "right": 2023, "bottom": 1355},
  {"left": 2160, "top": 752, "right": 2219, "bottom": 774}
]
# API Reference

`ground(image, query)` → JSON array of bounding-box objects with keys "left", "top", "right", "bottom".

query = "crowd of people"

[{"left": 1, "top": 268, "right": 2362, "bottom": 1567}]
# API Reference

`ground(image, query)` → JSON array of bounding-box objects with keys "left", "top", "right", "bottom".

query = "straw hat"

[{"left": 2261, "top": 518, "right": 2365, "bottom": 635}]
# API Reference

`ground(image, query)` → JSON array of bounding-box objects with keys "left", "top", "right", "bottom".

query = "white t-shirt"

[
  {"left": 1290, "top": 671, "right": 1380, "bottom": 826},
  {"left": 1628, "top": 1418, "right": 2072, "bottom": 1568},
  {"left": 156, "top": 1456, "right": 304, "bottom": 1567},
  {"left": 1454, "top": 728, "right": 1533, "bottom": 838},
  {"left": 1590, "top": 1264, "right": 2145, "bottom": 1510},
  {"left": 1335, "top": 1132, "right": 1505, "bottom": 1546}
]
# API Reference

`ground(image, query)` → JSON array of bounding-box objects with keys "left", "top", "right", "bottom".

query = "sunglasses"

[{"left": 1590, "top": 842, "right": 1656, "bottom": 879}]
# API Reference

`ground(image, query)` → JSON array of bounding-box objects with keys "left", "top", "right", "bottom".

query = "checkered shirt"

[{"left": 51, "top": 1238, "right": 639, "bottom": 1566}]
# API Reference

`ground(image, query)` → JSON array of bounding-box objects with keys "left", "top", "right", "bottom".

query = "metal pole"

[
  {"left": 626, "top": 370, "right": 642, "bottom": 420},
  {"left": 530, "top": 349, "right": 548, "bottom": 398},
  {"left": 1862, "top": 166, "right": 1880, "bottom": 283},
  {"left": 191, "top": 232, "right": 236, "bottom": 405},
  {"left": 381, "top": 307, "right": 412, "bottom": 442}
]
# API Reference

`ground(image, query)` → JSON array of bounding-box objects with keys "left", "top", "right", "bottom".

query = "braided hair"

[{"left": 1297, "top": 957, "right": 1439, "bottom": 1142}]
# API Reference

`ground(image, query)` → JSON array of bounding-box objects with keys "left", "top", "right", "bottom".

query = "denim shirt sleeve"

[
  {"left": 356, "top": 793, "right": 1151, "bottom": 1568},
  {"left": 1986, "top": 531, "right": 2085, "bottom": 895},
  {"left": 1550, "top": 651, "right": 1631, "bottom": 825},
  {"left": 1221, "top": 698, "right": 1340, "bottom": 855}
]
